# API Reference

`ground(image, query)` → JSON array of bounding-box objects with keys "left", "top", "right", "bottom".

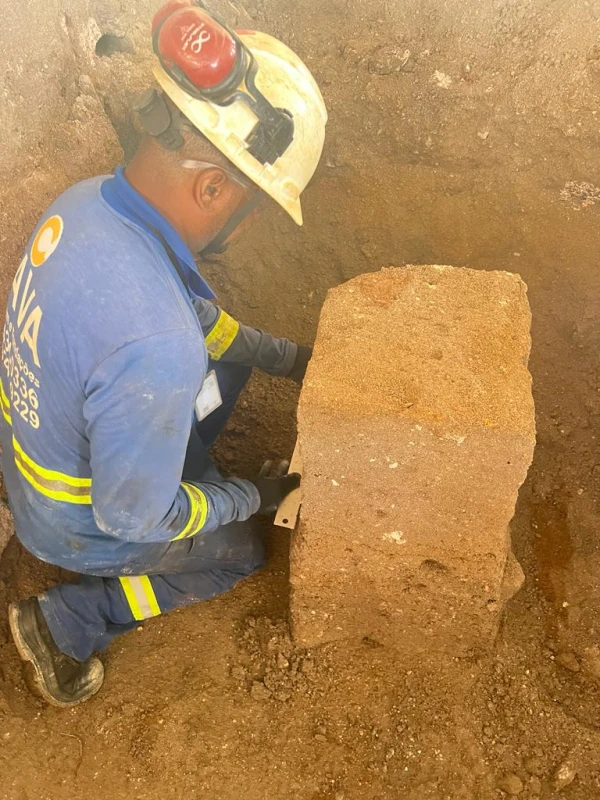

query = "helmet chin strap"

[{"left": 199, "top": 192, "right": 265, "bottom": 257}]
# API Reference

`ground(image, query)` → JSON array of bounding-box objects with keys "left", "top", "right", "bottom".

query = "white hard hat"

[{"left": 151, "top": 3, "right": 327, "bottom": 225}]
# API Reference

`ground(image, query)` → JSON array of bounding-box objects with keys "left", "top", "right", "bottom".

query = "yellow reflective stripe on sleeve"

[
  {"left": 171, "top": 482, "right": 209, "bottom": 540},
  {"left": 119, "top": 576, "right": 161, "bottom": 621},
  {"left": 204, "top": 310, "right": 239, "bottom": 360}
]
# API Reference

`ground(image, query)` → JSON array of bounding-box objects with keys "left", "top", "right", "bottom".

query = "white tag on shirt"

[{"left": 195, "top": 370, "right": 223, "bottom": 422}]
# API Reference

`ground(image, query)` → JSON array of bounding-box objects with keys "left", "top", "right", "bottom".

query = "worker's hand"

[
  {"left": 252, "top": 459, "right": 301, "bottom": 516},
  {"left": 286, "top": 345, "right": 312, "bottom": 384}
]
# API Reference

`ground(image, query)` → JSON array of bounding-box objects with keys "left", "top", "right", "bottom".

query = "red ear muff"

[
  {"left": 150, "top": 2, "right": 295, "bottom": 165},
  {"left": 153, "top": 6, "right": 247, "bottom": 100}
]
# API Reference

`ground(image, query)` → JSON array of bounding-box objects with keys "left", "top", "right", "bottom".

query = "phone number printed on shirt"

[{"left": 2, "top": 319, "right": 40, "bottom": 430}]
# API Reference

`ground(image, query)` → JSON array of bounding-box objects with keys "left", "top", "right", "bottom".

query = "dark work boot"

[{"left": 9, "top": 597, "right": 104, "bottom": 707}]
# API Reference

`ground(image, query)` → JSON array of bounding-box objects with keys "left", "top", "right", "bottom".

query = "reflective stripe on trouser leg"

[
  {"left": 119, "top": 576, "right": 161, "bottom": 621},
  {"left": 38, "top": 519, "right": 265, "bottom": 662}
]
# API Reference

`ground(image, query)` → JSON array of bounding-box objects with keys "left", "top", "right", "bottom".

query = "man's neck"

[{"left": 124, "top": 159, "right": 190, "bottom": 245}]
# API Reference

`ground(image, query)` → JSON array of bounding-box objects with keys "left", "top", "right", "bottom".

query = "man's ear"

[{"left": 194, "top": 168, "right": 228, "bottom": 211}]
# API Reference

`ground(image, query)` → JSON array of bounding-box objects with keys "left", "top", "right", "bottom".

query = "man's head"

[
  {"left": 127, "top": 3, "right": 327, "bottom": 256},
  {"left": 126, "top": 109, "right": 264, "bottom": 255}
]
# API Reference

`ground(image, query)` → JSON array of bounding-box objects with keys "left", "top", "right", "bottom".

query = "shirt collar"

[{"left": 101, "top": 167, "right": 215, "bottom": 301}]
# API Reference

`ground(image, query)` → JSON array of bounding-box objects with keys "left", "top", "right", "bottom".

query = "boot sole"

[{"left": 9, "top": 602, "right": 104, "bottom": 708}]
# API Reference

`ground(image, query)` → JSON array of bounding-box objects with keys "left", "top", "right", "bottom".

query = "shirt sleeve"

[
  {"left": 193, "top": 297, "right": 298, "bottom": 377},
  {"left": 83, "top": 329, "right": 260, "bottom": 544}
]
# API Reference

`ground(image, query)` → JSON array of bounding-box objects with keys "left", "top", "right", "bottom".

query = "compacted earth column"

[{"left": 290, "top": 265, "right": 536, "bottom": 657}]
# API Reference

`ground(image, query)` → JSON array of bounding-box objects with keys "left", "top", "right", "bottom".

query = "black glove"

[
  {"left": 286, "top": 345, "right": 312, "bottom": 384},
  {"left": 252, "top": 460, "right": 301, "bottom": 517}
]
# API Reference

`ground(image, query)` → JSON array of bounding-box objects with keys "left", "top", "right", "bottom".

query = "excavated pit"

[{"left": 2, "top": 1, "right": 600, "bottom": 798}]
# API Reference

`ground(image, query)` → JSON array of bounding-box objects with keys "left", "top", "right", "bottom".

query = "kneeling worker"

[{"left": 2, "top": 1, "right": 327, "bottom": 706}]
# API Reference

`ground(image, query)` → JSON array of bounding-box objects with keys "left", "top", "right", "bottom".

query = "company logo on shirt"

[{"left": 30, "top": 215, "right": 63, "bottom": 268}]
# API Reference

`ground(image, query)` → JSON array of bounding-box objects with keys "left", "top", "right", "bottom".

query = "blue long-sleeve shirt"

[{"left": 0, "top": 169, "right": 296, "bottom": 572}]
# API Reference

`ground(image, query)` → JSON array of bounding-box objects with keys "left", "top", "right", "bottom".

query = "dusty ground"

[{"left": 3, "top": 0, "right": 600, "bottom": 797}]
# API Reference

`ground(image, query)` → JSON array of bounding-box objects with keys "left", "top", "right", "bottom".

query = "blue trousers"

[{"left": 39, "top": 361, "right": 264, "bottom": 662}]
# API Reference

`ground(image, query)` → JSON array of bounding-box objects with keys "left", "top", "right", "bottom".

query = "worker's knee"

[
  {"left": 177, "top": 530, "right": 264, "bottom": 598},
  {"left": 197, "top": 517, "right": 266, "bottom": 576}
]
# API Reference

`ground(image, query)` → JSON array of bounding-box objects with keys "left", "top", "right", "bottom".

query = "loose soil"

[{"left": 3, "top": 0, "right": 600, "bottom": 797}]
